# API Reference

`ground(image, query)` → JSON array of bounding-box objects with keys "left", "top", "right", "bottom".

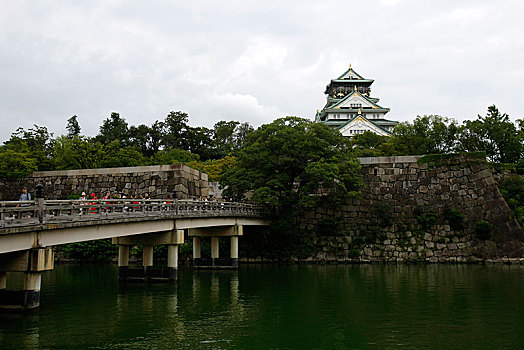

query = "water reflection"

[{"left": 0, "top": 264, "right": 522, "bottom": 349}]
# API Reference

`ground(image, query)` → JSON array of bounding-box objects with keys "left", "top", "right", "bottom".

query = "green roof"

[
  {"left": 330, "top": 79, "right": 374, "bottom": 84},
  {"left": 324, "top": 108, "right": 390, "bottom": 113},
  {"left": 336, "top": 66, "right": 366, "bottom": 80},
  {"left": 328, "top": 90, "right": 387, "bottom": 110}
]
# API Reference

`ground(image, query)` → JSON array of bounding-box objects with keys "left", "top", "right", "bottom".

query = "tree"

[
  {"left": 53, "top": 136, "right": 104, "bottom": 170},
  {"left": 0, "top": 145, "right": 38, "bottom": 178},
  {"left": 213, "top": 120, "right": 239, "bottom": 158},
  {"left": 5, "top": 125, "right": 55, "bottom": 170},
  {"left": 221, "top": 117, "right": 362, "bottom": 256},
  {"left": 186, "top": 155, "right": 237, "bottom": 182},
  {"left": 96, "top": 112, "right": 130, "bottom": 146},
  {"left": 162, "top": 111, "right": 189, "bottom": 150},
  {"left": 350, "top": 131, "right": 389, "bottom": 157},
  {"left": 185, "top": 126, "right": 214, "bottom": 160},
  {"left": 100, "top": 141, "right": 147, "bottom": 168},
  {"left": 150, "top": 148, "right": 200, "bottom": 165},
  {"left": 66, "top": 115, "right": 81, "bottom": 138},
  {"left": 234, "top": 122, "right": 254, "bottom": 151},
  {"left": 128, "top": 121, "right": 166, "bottom": 158},
  {"left": 459, "top": 105, "right": 523, "bottom": 163},
  {"left": 386, "top": 115, "right": 460, "bottom": 156}
]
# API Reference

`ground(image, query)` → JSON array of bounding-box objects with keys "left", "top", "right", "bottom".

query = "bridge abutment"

[{"left": 0, "top": 248, "right": 53, "bottom": 311}]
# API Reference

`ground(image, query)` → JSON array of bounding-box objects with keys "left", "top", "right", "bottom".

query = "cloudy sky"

[{"left": 1, "top": 0, "right": 523, "bottom": 142}]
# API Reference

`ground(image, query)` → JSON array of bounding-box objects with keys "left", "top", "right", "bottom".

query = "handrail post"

[{"left": 35, "top": 184, "right": 44, "bottom": 223}]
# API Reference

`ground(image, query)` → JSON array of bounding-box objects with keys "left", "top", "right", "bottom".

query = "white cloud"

[{"left": 0, "top": 0, "right": 523, "bottom": 142}]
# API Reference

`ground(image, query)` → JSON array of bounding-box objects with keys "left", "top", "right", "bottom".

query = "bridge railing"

[{"left": 0, "top": 199, "right": 264, "bottom": 228}]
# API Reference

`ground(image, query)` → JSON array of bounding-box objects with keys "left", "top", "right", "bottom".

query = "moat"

[{"left": 0, "top": 264, "right": 522, "bottom": 349}]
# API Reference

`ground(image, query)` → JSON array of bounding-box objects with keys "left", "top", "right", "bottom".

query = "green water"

[{"left": 0, "top": 264, "right": 523, "bottom": 349}]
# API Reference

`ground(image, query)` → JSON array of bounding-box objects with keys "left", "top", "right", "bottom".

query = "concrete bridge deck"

[{"left": 0, "top": 199, "right": 267, "bottom": 254}]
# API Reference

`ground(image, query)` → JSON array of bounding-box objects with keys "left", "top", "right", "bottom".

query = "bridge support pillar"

[
  {"left": 143, "top": 245, "right": 154, "bottom": 280},
  {"left": 0, "top": 248, "right": 53, "bottom": 312},
  {"left": 193, "top": 237, "right": 201, "bottom": 266},
  {"left": 230, "top": 236, "right": 239, "bottom": 268},
  {"left": 118, "top": 245, "right": 130, "bottom": 281},
  {"left": 211, "top": 237, "right": 219, "bottom": 266},
  {"left": 167, "top": 245, "right": 178, "bottom": 281},
  {"left": 0, "top": 272, "right": 6, "bottom": 289}
]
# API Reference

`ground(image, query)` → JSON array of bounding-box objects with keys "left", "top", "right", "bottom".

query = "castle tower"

[{"left": 315, "top": 65, "right": 397, "bottom": 137}]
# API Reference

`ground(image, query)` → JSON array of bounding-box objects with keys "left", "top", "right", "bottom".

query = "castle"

[{"left": 315, "top": 65, "right": 397, "bottom": 137}]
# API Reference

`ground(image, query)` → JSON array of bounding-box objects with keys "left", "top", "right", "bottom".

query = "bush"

[
  {"left": 348, "top": 248, "right": 360, "bottom": 259},
  {"left": 499, "top": 175, "right": 524, "bottom": 227},
  {"left": 443, "top": 207, "right": 465, "bottom": 230},
  {"left": 376, "top": 203, "right": 393, "bottom": 227},
  {"left": 414, "top": 206, "right": 438, "bottom": 230},
  {"left": 475, "top": 221, "right": 493, "bottom": 240},
  {"left": 61, "top": 239, "right": 118, "bottom": 261}
]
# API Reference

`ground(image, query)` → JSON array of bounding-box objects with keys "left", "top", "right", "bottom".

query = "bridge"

[{"left": 0, "top": 197, "right": 268, "bottom": 311}]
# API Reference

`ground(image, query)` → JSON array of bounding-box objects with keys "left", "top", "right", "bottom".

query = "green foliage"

[
  {"left": 315, "top": 217, "right": 342, "bottom": 236},
  {"left": 61, "top": 239, "right": 118, "bottom": 261},
  {"left": 413, "top": 206, "right": 438, "bottom": 230},
  {"left": 499, "top": 175, "right": 524, "bottom": 227},
  {"left": 517, "top": 159, "right": 524, "bottom": 175},
  {"left": 67, "top": 192, "right": 82, "bottom": 200},
  {"left": 129, "top": 122, "right": 163, "bottom": 158},
  {"left": 350, "top": 131, "right": 389, "bottom": 157},
  {"left": 385, "top": 115, "right": 461, "bottom": 156},
  {"left": 66, "top": 115, "right": 81, "bottom": 138},
  {"left": 348, "top": 246, "right": 360, "bottom": 259},
  {"left": 376, "top": 203, "right": 393, "bottom": 227},
  {"left": 359, "top": 225, "right": 385, "bottom": 244},
  {"left": 475, "top": 221, "right": 493, "bottom": 240},
  {"left": 351, "top": 235, "right": 365, "bottom": 247},
  {"left": 151, "top": 148, "right": 200, "bottom": 165},
  {"left": 53, "top": 136, "right": 105, "bottom": 170},
  {"left": 0, "top": 147, "right": 38, "bottom": 178},
  {"left": 221, "top": 117, "right": 362, "bottom": 256},
  {"left": 459, "top": 105, "right": 523, "bottom": 163},
  {"left": 222, "top": 117, "right": 362, "bottom": 206},
  {"left": 4, "top": 125, "right": 55, "bottom": 171},
  {"left": 417, "top": 151, "right": 486, "bottom": 167},
  {"left": 99, "top": 142, "right": 147, "bottom": 168},
  {"left": 96, "top": 112, "right": 130, "bottom": 146},
  {"left": 213, "top": 120, "right": 239, "bottom": 157},
  {"left": 186, "top": 156, "right": 237, "bottom": 182},
  {"left": 162, "top": 111, "right": 189, "bottom": 150},
  {"left": 443, "top": 207, "right": 465, "bottom": 231},
  {"left": 354, "top": 107, "right": 523, "bottom": 167}
]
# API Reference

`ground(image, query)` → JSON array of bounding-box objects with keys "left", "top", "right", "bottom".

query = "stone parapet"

[{"left": 0, "top": 164, "right": 211, "bottom": 200}]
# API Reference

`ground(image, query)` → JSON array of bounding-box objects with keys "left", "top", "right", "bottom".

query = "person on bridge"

[
  {"left": 89, "top": 193, "right": 98, "bottom": 214},
  {"left": 16, "top": 187, "right": 32, "bottom": 218},
  {"left": 18, "top": 187, "right": 31, "bottom": 206}
]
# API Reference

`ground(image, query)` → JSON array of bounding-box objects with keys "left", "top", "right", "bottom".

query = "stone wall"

[
  {"left": 0, "top": 164, "right": 210, "bottom": 200},
  {"left": 299, "top": 154, "right": 524, "bottom": 263}
]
